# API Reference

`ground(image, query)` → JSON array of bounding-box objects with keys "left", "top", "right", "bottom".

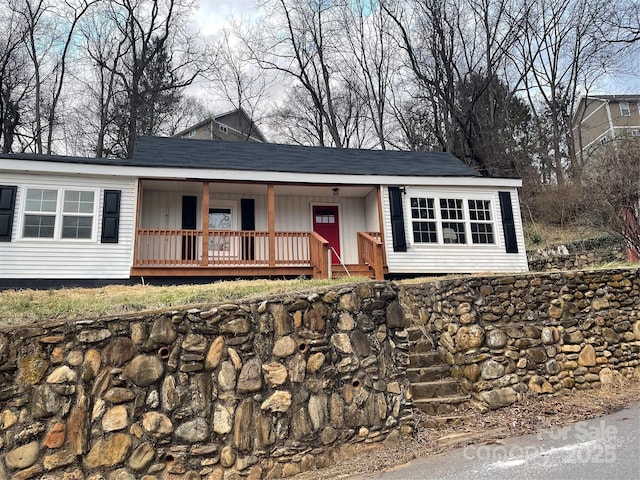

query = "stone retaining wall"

[
  {"left": 0, "top": 282, "right": 412, "bottom": 479},
  {"left": 400, "top": 269, "right": 640, "bottom": 410},
  {"left": 527, "top": 236, "right": 626, "bottom": 272}
]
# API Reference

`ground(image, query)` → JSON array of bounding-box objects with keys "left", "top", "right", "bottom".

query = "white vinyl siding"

[
  {"left": 363, "top": 188, "right": 380, "bottom": 233},
  {"left": 0, "top": 173, "right": 136, "bottom": 279},
  {"left": 383, "top": 186, "right": 528, "bottom": 274}
]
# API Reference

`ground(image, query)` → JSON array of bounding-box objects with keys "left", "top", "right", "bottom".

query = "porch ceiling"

[{"left": 140, "top": 179, "right": 376, "bottom": 197}]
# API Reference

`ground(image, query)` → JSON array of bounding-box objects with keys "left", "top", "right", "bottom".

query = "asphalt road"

[{"left": 355, "top": 402, "right": 640, "bottom": 480}]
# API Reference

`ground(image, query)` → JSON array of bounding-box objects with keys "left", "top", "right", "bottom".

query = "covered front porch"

[{"left": 130, "top": 180, "right": 386, "bottom": 279}]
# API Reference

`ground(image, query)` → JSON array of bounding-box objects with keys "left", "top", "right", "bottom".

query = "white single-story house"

[{"left": 0, "top": 136, "right": 528, "bottom": 287}]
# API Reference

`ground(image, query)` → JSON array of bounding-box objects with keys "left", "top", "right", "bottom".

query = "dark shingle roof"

[
  {"left": 0, "top": 136, "right": 481, "bottom": 178},
  {"left": 132, "top": 136, "right": 480, "bottom": 177}
]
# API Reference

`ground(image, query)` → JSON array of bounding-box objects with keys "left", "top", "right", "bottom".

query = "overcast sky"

[{"left": 195, "top": 0, "right": 257, "bottom": 37}]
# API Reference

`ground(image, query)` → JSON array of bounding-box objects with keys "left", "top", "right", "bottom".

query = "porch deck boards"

[{"left": 130, "top": 266, "right": 315, "bottom": 278}]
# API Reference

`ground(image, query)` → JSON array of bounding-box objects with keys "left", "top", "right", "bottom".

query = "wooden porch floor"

[{"left": 130, "top": 263, "right": 386, "bottom": 280}]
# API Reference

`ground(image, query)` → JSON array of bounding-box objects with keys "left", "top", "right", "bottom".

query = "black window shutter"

[
  {"left": 181, "top": 195, "right": 198, "bottom": 260},
  {"left": 0, "top": 185, "right": 17, "bottom": 242},
  {"left": 182, "top": 196, "right": 197, "bottom": 229},
  {"left": 101, "top": 190, "right": 121, "bottom": 243},
  {"left": 241, "top": 199, "right": 255, "bottom": 260},
  {"left": 241, "top": 199, "right": 256, "bottom": 230},
  {"left": 499, "top": 191, "right": 518, "bottom": 253},
  {"left": 388, "top": 187, "right": 407, "bottom": 252}
]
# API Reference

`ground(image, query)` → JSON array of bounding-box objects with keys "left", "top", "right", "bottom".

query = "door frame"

[{"left": 310, "top": 202, "right": 343, "bottom": 264}]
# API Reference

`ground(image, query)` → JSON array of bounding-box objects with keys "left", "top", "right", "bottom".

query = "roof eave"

[{"left": 0, "top": 158, "right": 521, "bottom": 188}]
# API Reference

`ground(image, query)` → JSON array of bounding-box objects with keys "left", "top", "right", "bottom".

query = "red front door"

[{"left": 313, "top": 205, "right": 341, "bottom": 264}]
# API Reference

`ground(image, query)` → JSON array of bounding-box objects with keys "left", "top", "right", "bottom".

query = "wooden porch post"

[
  {"left": 201, "top": 182, "right": 210, "bottom": 266},
  {"left": 376, "top": 185, "right": 387, "bottom": 265},
  {"left": 268, "top": 184, "right": 276, "bottom": 267},
  {"left": 132, "top": 179, "right": 142, "bottom": 267},
  {"left": 376, "top": 185, "right": 385, "bottom": 245}
]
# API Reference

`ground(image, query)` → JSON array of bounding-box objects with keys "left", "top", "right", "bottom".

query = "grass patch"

[
  {"left": 0, "top": 277, "right": 365, "bottom": 327},
  {"left": 524, "top": 222, "right": 609, "bottom": 250}
]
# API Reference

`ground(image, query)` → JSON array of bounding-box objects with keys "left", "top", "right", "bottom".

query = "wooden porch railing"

[
  {"left": 357, "top": 231, "right": 385, "bottom": 280},
  {"left": 310, "top": 231, "right": 330, "bottom": 279},
  {"left": 136, "top": 229, "right": 204, "bottom": 266},
  {"left": 134, "top": 229, "right": 331, "bottom": 278}
]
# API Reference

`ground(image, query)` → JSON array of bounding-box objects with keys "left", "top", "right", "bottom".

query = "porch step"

[{"left": 331, "top": 264, "right": 375, "bottom": 279}]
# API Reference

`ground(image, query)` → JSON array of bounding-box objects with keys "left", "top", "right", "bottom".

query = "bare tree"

[
  {"left": 102, "top": 0, "right": 205, "bottom": 158},
  {"left": 0, "top": 2, "right": 31, "bottom": 153},
  {"left": 268, "top": 85, "right": 327, "bottom": 146},
  {"left": 205, "top": 28, "right": 269, "bottom": 140},
  {"left": 76, "top": 1, "right": 127, "bottom": 157},
  {"left": 16, "top": 0, "right": 47, "bottom": 153},
  {"left": 603, "top": 1, "right": 640, "bottom": 44},
  {"left": 513, "top": 0, "right": 617, "bottom": 184},
  {"left": 382, "top": 0, "right": 528, "bottom": 173},
  {"left": 43, "top": 0, "right": 96, "bottom": 154},
  {"left": 245, "top": 0, "right": 349, "bottom": 147},
  {"left": 340, "top": 0, "right": 397, "bottom": 149},
  {"left": 584, "top": 138, "right": 640, "bottom": 259}
]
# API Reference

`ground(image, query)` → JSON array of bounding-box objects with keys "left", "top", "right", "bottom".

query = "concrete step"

[
  {"left": 409, "top": 351, "right": 441, "bottom": 368},
  {"left": 413, "top": 394, "right": 471, "bottom": 415},
  {"left": 406, "top": 363, "right": 453, "bottom": 383},
  {"left": 411, "top": 379, "right": 459, "bottom": 398}
]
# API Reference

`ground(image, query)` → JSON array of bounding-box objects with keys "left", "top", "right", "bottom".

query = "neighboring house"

[
  {"left": 175, "top": 108, "right": 267, "bottom": 143},
  {"left": 573, "top": 94, "right": 640, "bottom": 160},
  {"left": 0, "top": 137, "right": 528, "bottom": 287}
]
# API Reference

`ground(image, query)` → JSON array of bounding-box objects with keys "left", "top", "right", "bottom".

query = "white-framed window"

[
  {"left": 62, "top": 190, "right": 95, "bottom": 239},
  {"left": 22, "top": 187, "right": 97, "bottom": 240},
  {"left": 440, "top": 198, "right": 466, "bottom": 244},
  {"left": 187, "top": 129, "right": 196, "bottom": 137},
  {"left": 409, "top": 195, "right": 496, "bottom": 246},
  {"left": 468, "top": 199, "right": 495, "bottom": 244},
  {"left": 410, "top": 197, "right": 437, "bottom": 243},
  {"left": 219, "top": 124, "right": 228, "bottom": 134},
  {"left": 23, "top": 188, "right": 57, "bottom": 238},
  {"left": 620, "top": 101, "right": 631, "bottom": 116}
]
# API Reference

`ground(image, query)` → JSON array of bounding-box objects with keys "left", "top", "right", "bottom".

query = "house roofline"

[{"left": 0, "top": 157, "right": 522, "bottom": 188}]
